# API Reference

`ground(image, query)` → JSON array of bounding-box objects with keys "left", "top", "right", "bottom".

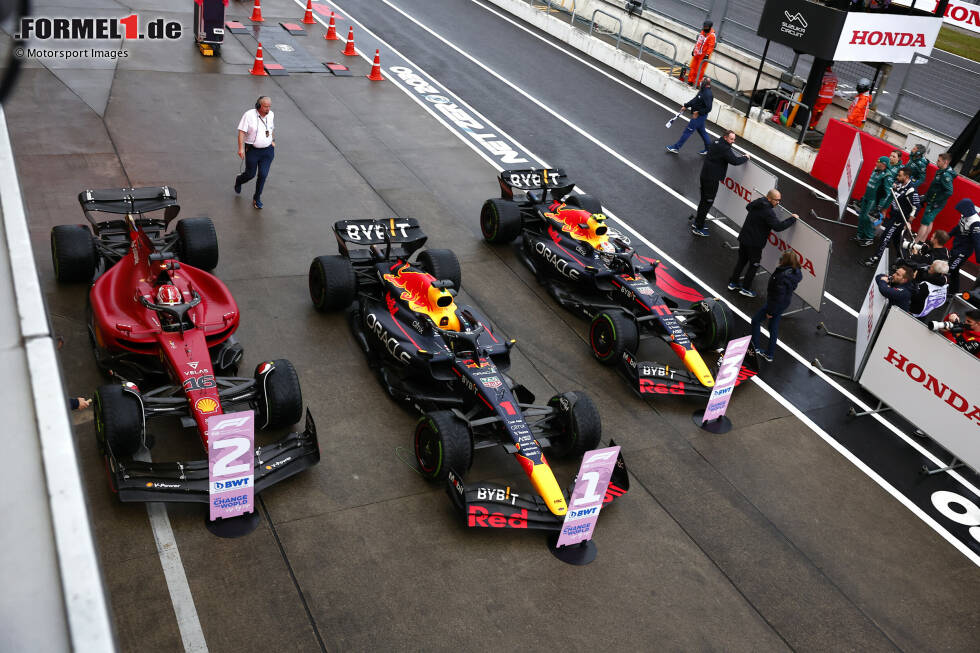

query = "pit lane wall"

[{"left": 487, "top": 0, "right": 958, "bottom": 174}]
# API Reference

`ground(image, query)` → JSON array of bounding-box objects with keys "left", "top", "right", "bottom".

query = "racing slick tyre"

[
  {"left": 255, "top": 359, "right": 303, "bottom": 429},
  {"left": 417, "top": 249, "right": 462, "bottom": 291},
  {"left": 691, "top": 298, "right": 733, "bottom": 351},
  {"left": 414, "top": 410, "right": 472, "bottom": 482},
  {"left": 309, "top": 255, "right": 357, "bottom": 311},
  {"left": 547, "top": 391, "right": 602, "bottom": 459},
  {"left": 480, "top": 198, "right": 522, "bottom": 244},
  {"left": 51, "top": 225, "right": 97, "bottom": 283},
  {"left": 176, "top": 217, "right": 219, "bottom": 270},
  {"left": 589, "top": 310, "right": 638, "bottom": 366},
  {"left": 565, "top": 193, "right": 603, "bottom": 215},
  {"left": 94, "top": 384, "right": 148, "bottom": 458}
]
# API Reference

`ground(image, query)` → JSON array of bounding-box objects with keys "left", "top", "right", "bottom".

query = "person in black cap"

[
  {"left": 666, "top": 78, "right": 713, "bottom": 155},
  {"left": 687, "top": 20, "right": 715, "bottom": 87},
  {"left": 948, "top": 198, "right": 980, "bottom": 295}
]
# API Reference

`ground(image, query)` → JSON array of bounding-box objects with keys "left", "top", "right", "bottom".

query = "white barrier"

[
  {"left": 759, "top": 217, "right": 833, "bottom": 310},
  {"left": 854, "top": 254, "right": 891, "bottom": 378},
  {"left": 837, "top": 133, "right": 863, "bottom": 221},
  {"left": 715, "top": 162, "right": 777, "bottom": 228},
  {"left": 859, "top": 308, "right": 980, "bottom": 473}
]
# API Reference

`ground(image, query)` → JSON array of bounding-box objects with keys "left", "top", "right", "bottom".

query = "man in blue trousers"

[
  {"left": 666, "top": 78, "right": 712, "bottom": 155},
  {"left": 235, "top": 96, "right": 276, "bottom": 209}
]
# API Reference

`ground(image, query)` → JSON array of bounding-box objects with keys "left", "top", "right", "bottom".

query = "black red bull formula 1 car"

[
  {"left": 308, "top": 218, "right": 628, "bottom": 530},
  {"left": 480, "top": 168, "right": 755, "bottom": 399},
  {"left": 51, "top": 186, "right": 319, "bottom": 503}
]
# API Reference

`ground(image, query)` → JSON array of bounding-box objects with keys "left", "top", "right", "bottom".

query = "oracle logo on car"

[{"left": 883, "top": 347, "right": 980, "bottom": 426}]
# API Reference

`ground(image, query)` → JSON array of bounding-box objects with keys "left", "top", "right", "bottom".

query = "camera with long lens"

[{"left": 930, "top": 321, "right": 965, "bottom": 334}]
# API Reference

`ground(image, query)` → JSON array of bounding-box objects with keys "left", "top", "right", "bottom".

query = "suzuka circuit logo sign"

[{"left": 781, "top": 11, "right": 808, "bottom": 38}]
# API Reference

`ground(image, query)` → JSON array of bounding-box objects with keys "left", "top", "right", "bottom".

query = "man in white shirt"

[{"left": 234, "top": 96, "right": 275, "bottom": 209}]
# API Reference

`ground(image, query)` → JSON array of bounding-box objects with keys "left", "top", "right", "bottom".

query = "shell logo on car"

[{"left": 195, "top": 397, "right": 218, "bottom": 414}]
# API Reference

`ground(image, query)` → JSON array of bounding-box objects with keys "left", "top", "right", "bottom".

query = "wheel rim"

[
  {"left": 414, "top": 421, "right": 441, "bottom": 475},
  {"left": 480, "top": 204, "right": 498, "bottom": 240},
  {"left": 590, "top": 316, "right": 616, "bottom": 360}
]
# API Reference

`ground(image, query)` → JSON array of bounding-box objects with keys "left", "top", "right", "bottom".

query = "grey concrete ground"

[{"left": 7, "top": 1, "right": 980, "bottom": 650}]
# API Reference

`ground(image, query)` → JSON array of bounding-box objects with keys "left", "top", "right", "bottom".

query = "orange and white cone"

[
  {"left": 250, "top": 0, "right": 264, "bottom": 22},
  {"left": 342, "top": 26, "right": 357, "bottom": 56},
  {"left": 250, "top": 42, "right": 268, "bottom": 75},
  {"left": 324, "top": 11, "right": 338, "bottom": 40},
  {"left": 367, "top": 49, "right": 384, "bottom": 81},
  {"left": 302, "top": 0, "right": 315, "bottom": 24}
]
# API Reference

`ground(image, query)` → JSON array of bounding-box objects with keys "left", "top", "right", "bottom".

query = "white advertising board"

[
  {"left": 759, "top": 216, "right": 833, "bottom": 310},
  {"left": 859, "top": 308, "right": 980, "bottom": 473},
  {"left": 837, "top": 133, "right": 863, "bottom": 221},
  {"left": 854, "top": 253, "right": 891, "bottom": 379},
  {"left": 833, "top": 14, "right": 943, "bottom": 63},
  {"left": 892, "top": 0, "right": 980, "bottom": 35},
  {"left": 714, "top": 162, "right": 777, "bottom": 228}
]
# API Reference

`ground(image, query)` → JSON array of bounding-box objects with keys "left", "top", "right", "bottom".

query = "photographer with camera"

[
  {"left": 875, "top": 264, "right": 916, "bottom": 313},
  {"left": 930, "top": 310, "right": 980, "bottom": 358},
  {"left": 910, "top": 259, "right": 949, "bottom": 318},
  {"left": 906, "top": 230, "right": 950, "bottom": 268}
]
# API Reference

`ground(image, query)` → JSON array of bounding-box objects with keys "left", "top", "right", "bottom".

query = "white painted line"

[
  {"left": 380, "top": 0, "right": 859, "bottom": 319},
  {"left": 309, "top": 0, "right": 980, "bottom": 561}
]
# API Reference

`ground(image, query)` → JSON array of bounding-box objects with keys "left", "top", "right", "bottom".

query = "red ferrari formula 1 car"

[
  {"left": 480, "top": 168, "right": 755, "bottom": 399},
  {"left": 51, "top": 187, "right": 319, "bottom": 502}
]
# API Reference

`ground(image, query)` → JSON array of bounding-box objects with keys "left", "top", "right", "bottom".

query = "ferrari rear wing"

[
  {"left": 107, "top": 410, "right": 320, "bottom": 503},
  {"left": 445, "top": 445, "right": 629, "bottom": 531},
  {"left": 78, "top": 186, "right": 181, "bottom": 226}
]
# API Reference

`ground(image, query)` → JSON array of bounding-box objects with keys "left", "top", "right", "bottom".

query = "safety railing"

[
  {"left": 759, "top": 89, "right": 811, "bottom": 144},
  {"left": 638, "top": 31, "right": 679, "bottom": 74},
  {"left": 699, "top": 57, "right": 742, "bottom": 94},
  {"left": 890, "top": 53, "right": 976, "bottom": 139},
  {"left": 640, "top": 0, "right": 712, "bottom": 30},
  {"left": 589, "top": 9, "right": 624, "bottom": 48}
]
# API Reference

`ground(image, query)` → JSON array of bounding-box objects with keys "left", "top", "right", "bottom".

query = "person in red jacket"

[
  {"left": 930, "top": 310, "right": 980, "bottom": 358},
  {"left": 846, "top": 78, "right": 872, "bottom": 128},
  {"left": 687, "top": 21, "right": 716, "bottom": 87},
  {"left": 808, "top": 66, "right": 838, "bottom": 130}
]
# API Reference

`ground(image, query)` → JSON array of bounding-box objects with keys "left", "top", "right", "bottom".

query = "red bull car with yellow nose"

[
  {"left": 481, "top": 168, "right": 754, "bottom": 399},
  {"left": 50, "top": 187, "right": 320, "bottom": 503},
  {"left": 308, "top": 218, "right": 628, "bottom": 530}
]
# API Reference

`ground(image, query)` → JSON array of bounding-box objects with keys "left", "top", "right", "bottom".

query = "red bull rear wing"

[
  {"left": 334, "top": 218, "right": 427, "bottom": 258},
  {"left": 445, "top": 447, "right": 630, "bottom": 531},
  {"left": 498, "top": 168, "right": 574, "bottom": 202}
]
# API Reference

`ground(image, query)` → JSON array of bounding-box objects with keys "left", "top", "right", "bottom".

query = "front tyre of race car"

[
  {"left": 94, "top": 384, "right": 148, "bottom": 458},
  {"left": 546, "top": 391, "right": 602, "bottom": 458},
  {"left": 690, "top": 298, "right": 733, "bottom": 351},
  {"left": 480, "top": 198, "right": 523, "bottom": 244},
  {"left": 565, "top": 193, "right": 603, "bottom": 215},
  {"left": 176, "top": 217, "right": 219, "bottom": 270},
  {"left": 589, "top": 310, "right": 638, "bottom": 366},
  {"left": 414, "top": 410, "right": 472, "bottom": 482},
  {"left": 417, "top": 249, "right": 462, "bottom": 291},
  {"left": 255, "top": 359, "right": 304, "bottom": 429},
  {"left": 309, "top": 255, "right": 356, "bottom": 311},
  {"left": 51, "top": 225, "right": 97, "bottom": 283}
]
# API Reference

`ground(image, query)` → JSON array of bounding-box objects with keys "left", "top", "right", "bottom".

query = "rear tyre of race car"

[
  {"left": 414, "top": 410, "right": 472, "bottom": 482},
  {"left": 176, "top": 217, "right": 219, "bottom": 270},
  {"left": 417, "top": 249, "right": 462, "bottom": 291},
  {"left": 589, "top": 310, "right": 638, "bottom": 366},
  {"left": 309, "top": 255, "right": 356, "bottom": 311},
  {"left": 565, "top": 193, "right": 603, "bottom": 215},
  {"left": 51, "top": 225, "right": 97, "bottom": 283},
  {"left": 547, "top": 391, "right": 602, "bottom": 458},
  {"left": 94, "top": 384, "right": 147, "bottom": 459},
  {"left": 691, "top": 298, "right": 733, "bottom": 351},
  {"left": 480, "top": 198, "right": 522, "bottom": 244},
  {"left": 255, "top": 359, "right": 304, "bottom": 429}
]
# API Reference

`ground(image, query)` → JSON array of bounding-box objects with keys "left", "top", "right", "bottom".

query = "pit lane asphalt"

[{"left": 11, "top": 0, "right": 980, "bottom": 651}]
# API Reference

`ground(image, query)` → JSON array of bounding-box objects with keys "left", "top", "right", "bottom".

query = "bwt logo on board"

[{"left": 16, "top": 15, "right": 182, "bottom": 40}]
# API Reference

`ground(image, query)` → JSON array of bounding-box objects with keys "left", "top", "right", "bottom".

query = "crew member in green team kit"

[
  {"left": 916, "top": 151, "right": 957, "bottom": 242},
  {"left": 906, "top": 144, "right": 928, "bottom": 188},
  {"left": 853, "top": 156, "right": 894, "bottom": 247}
]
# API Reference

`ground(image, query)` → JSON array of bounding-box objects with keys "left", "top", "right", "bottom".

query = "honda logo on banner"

[
  {"left": 833, "top": 13, "right": 943, "bottom": 63},
  {"left": 892, "top": 0, "right": 980, "bottom": 35}
]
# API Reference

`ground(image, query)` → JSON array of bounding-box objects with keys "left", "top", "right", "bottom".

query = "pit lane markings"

[{"left": 296, "top": 0, "right": 980, "bottom": 565}]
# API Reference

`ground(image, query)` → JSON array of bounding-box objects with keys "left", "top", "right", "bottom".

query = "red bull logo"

[
  {"left": 383, "top": 264, "right": 460, "bottom": 330},
  {"left": 543, "top": 203, "right": 609, "bottom": 248}
]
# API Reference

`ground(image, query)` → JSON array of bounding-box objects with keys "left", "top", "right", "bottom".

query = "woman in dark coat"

[{"left": 750, "top": 251, "right": 802, "bottom": 362}]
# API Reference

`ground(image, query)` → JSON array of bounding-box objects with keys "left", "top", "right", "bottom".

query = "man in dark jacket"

[
  {"left": 666, "top": 78, "right": 713, "bottom": 155},
  {"left": 863, "top": 166, "right": 921, "bottom": 267},
  {"left": 875, "top": 264, "right": 916, "bottom": 313},
  {"left": 948, "top": 198, "right": 980, "bottom": 295},
  {"left": 728, "top": 189, "right": 798, "bottom": 297},
  {"left": 691, "top": 130, "right": 749, "bottom": 237}
]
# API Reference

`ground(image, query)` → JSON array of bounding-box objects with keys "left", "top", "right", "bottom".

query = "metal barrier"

[
  {"left": 639, "top": 31, "right": 679, "bottom": 74},
  {"left": 641, "top": 0, "right": 712, "bottom": 30},
  {"left": 759, "top": 89, "right": 812, "bottom": 144},
  {"left": 701, "top": 57, "right": 742, "bottom": 94},
  {"left": 589, "top": 8, "right": 624, "bottom": 48},
  {"left": 890, "top": 53, "right": 977, "bottom": 139}
]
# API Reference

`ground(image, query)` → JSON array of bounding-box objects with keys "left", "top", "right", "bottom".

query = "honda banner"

[
  {"left": 715, "top": 161, "right": 777, "bottom": 228},
  {"left": 759, "top": 216, "right": 833, "bottom": 310},
  {"left": 859, "top": 309, "right": 980, "bottom": 473},
  {"left": 854, "top": 254, "right": 891, "bottom": 379},
  {"left": 893, "top": 0, "right": 980, "bottom": 35},
  {"left": 833, "top": 13, "right": 943, "bottom": 63},
  {"left": 838, "top": 133, "right": 864, "bottom": 221}
]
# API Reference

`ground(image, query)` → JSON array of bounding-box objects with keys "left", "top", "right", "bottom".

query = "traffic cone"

[
  {"left": 302, "top": 0, "right": 315, "bottom": 24},
  {"left": 324, "top": 12, "right": 338, "bottom": 40},
  {"left": 342, "top": 26, "right": 357, "bottom": 56},
  {"left": 250, "top": 42, "right": 268, "bottom": 76},
  {"left": 250, "top": 0, "right": 264, "bottom": 22},
  {"left": 367, "top": 49, "right": 384, "bottom": 81}
]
